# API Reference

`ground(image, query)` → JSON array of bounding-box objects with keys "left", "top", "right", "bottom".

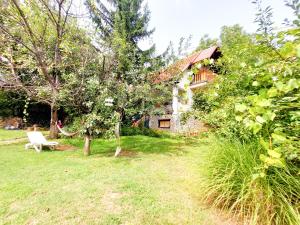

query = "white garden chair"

[{"left": 25, "top": 132, "right": 58, "bottom": 153}]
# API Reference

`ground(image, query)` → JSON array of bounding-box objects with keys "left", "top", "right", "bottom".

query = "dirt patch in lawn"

[
  {"left": 208, "top": 208, "right": 241, "bottom": 225},
  {"left": 0, "top": 137, "right": 27, "bottom": 145},
  {"left": 101, "top": 190, "right": 123, "bottom": 214},
  {"left": 117, "top": 149, "right": 138, "bottom": 157},
  {"left": 55, "top": 145, "right": 77, "bottom": 151}
]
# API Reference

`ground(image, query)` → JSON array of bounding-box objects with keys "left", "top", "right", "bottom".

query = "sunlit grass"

[
  {"left": 0, "top": 129, "right": 49, "bottom": 141},
  {"left": 0, "top": 129, "right": 27, "bottom": 141},
  {"left": 0, "top": 134, "right": 231, "bottom": 225}
]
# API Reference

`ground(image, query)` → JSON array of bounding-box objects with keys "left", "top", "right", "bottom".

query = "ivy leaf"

[
  {"left": 259, "top": 138, "right": 269, "bottom": 151},
  {"left": 257, "top": 99, "right": 271, "bottom": 107},
  {"left": 267, "top": 87, "right": 278, "bottom": 97},
  {"left": 235, "top": 103, "right": 248, "bottom": 112},
  {"left": 265, "top": 111, "right": 276, "bottom": 121},
  {"left": 256, "top": 115, "right": 266, "bottom": 124},
  {"left": 259, "top": 154, "right": 268, "bottom": 162},
  {"left": 275, "top": 82, "right": 285, "bottom": 92},
  {"left": 268, "top": 150, "right": 282, "bottom": 159},
  {"left": 287, "top": 79, "right": 299, "bottom": 91},
  {"left": 272, "top": 133, "right": 287, "bottom": 143},
  {"left": 260, "top": 154, "right": 286, "bottom": 168},
  {"left": 252, "top": 122, "right": 262, "bottom": 134},
  {"left": 235, "top": 116, "right": 243, "bottom": 122}
]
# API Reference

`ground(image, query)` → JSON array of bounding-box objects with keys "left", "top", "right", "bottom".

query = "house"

[{"left": 149, "top": 46, "right": 221, "bottom": 133}]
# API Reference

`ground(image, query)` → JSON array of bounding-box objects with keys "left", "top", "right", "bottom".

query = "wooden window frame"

[{"left": 158, "top": 119, "right": 171, "bottom": 128}]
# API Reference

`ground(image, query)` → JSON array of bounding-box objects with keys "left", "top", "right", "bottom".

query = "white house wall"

[
  {"left": 172, "top": 71, "right": 194, "bottom": 116},
  {"left": 149, "top": 69, "right": 209, "bottom": 133}
]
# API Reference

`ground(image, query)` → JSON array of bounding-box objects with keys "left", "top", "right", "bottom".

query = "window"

[{"left": 158, "top": 119, "right": 171, "bottom": 128}]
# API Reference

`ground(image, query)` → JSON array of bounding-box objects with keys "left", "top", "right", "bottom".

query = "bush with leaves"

[
  {"left": 195, "top": 1, "right": 300, "bottom": 224},
  {"left": 192, "top": 91, "right": 212, "bottom": 112},
  {"left": 121, "top": 126, "right": 161, "bottom": 137},
  {"left": 233, "top": 0, "right": 300, "bottom": 173},
  {"left": 0, "top": 91, "right": 25, "bottom": 118}
]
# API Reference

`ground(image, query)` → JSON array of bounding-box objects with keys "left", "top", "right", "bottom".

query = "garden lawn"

[
  {"left": 0, "top": 129, "right": 49, "bottom": 142},
  {"left": 0, "top": 129, "right": 27, "bottom": 141},
  {"left": 0, "top": 134, "right": 235, "bottom": 225}
]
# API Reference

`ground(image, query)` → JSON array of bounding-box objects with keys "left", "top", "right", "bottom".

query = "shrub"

[
  {"left": 0, "top": 91, "right": 25, "bottom": 117},
  {"left": 192, "top": 91, "right": 212, "bottom": 112},
  {"left": 200, "top": 137, "right": 300, "bottom": 225},
  {"left": 194, "top": 5, "right": 300, "bottom": 224},
  {"left": 121, "top": 126, "right": 163, "bottom": 138}
]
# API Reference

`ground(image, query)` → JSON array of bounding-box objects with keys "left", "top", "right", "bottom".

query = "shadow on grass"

[{"left": 63, "top": 135, "right": 191, "bottom": 157}]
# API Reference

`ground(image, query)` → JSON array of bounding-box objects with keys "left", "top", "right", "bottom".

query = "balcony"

[
  {"left": 191, "top": 73, "right": 208, "bottom": 85},
  {"left": 190, "top": 67, "right": 215, "bottom": 89}
]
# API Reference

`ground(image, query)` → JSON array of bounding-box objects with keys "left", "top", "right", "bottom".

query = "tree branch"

[
  {"left": 10, "top": 0, "right": 56, "bottom": 89},
  {"left": 0, "top": 25, "right": 35, "bottom": 54},
  {"left": 62, "top": 0, "right": 73, "bottom": 32},
  {"left": 37, "top": 0, "right": 58, "bottom": 26}
]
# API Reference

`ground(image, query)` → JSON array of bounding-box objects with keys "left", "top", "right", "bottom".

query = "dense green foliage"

[
  {"left": 1, "top": 0, "right": 170, "bottom": 154},
  {"left": 0, "top": 91, "right": 24, "bottom": 117},
  {"left": 86, "top": 0, "right": 158, "bottom": 109},
  {"left": 1, "top": 0, "right": 299, "bottom": 222},
  {"left": 191, "top": 1, "right": 300, "bottom": 224},
  {"left": 192, "top": 91, "right": 212, "bottom": 113},
  {"left": 0, "top": 0, "right": 100, "bottom": 138},
  {"left": 82, "top": 0, "right": 171, "bottom": 154}
]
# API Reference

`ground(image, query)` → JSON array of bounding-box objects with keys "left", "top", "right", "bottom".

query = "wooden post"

[{"left": 83, "top": 135, "right": 91, "bottom": 156}]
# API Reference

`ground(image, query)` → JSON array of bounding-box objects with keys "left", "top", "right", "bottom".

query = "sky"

[
  {"left": 73, "top": 0, "right": 294, "bottom": 55},
  {"left": 139, "top": 0, "right": 293, "bottom": 54}
]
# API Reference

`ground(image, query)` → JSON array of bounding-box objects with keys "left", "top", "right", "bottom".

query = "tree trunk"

[
  {"left": 83, "top": 135, "right": 91, "bottom": 156},
  {"left": 49, "top": 104, "right": 59, "bottom": 139},
  {"left": 114, "top": 112, "right": 122, "bottom": 157}
]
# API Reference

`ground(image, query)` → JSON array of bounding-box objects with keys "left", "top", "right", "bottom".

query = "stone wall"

[
  {"left": 0, "top": 117, "right": 23, "bottom": 128},
  {"left": 149, "top": 114, "right": 208, "bottom": 134},
  {"left": 149, "top": 114, "right": 178, "bottom": 132},
  {"left": 0, "top": 117, "right": 4, "bottom": 128},
  {"left": 177, "top": 116, "right": 208, "bottom": 134}
]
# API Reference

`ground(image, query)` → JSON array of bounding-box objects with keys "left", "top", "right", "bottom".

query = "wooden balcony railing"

[{"left": 192, "top": 72, "right": 208, "bottom": 85}]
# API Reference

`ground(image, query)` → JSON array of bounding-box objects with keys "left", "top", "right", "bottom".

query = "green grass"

[
  {"left": 0, "top": 129, "right": 27, "bottom": 141},
  {"left": 200, "top": 137, "right": 300, "bottom": 225},
  {"left": 0, "top": 129, "right": 49, "bottom": 141},
  {"left": 0, "top": 132, "right": 233, "bottom": 225}
]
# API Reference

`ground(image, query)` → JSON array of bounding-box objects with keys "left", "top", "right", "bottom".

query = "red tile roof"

[
  {"left": 192, "top": 46, "right": 218, "bottom": 64},
  {"left": 154, "top": 46, "right": 219, "bottom": 83}
]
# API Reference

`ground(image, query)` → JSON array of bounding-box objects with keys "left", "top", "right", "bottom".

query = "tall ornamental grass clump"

[{"left": 200, "top": 138, "right": 300, "bottom": 225}]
